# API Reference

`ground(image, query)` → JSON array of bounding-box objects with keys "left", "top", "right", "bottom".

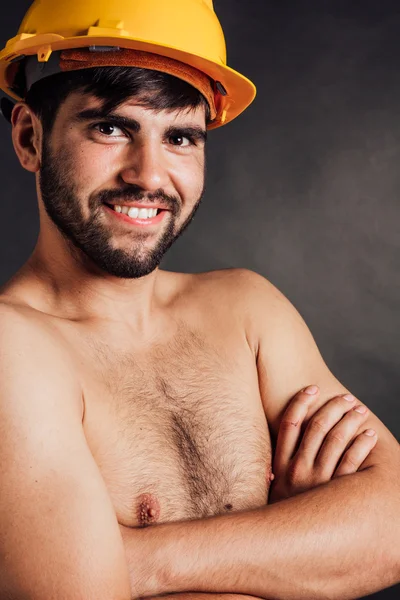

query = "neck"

[{"left": 15, "top": 227, "right": 163, "bottom": 332}]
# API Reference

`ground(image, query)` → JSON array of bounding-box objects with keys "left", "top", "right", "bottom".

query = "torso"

[{"left": 2, "top": 270, "right": 272, "bottom": 528}]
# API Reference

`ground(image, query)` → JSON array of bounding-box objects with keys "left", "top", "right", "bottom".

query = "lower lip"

[{"left": 103, "top": 204, "right": 167, "bottom": 226}]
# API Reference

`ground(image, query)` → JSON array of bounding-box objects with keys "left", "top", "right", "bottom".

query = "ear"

[{"left": 11, "top": 102, "right": 43, "bottom": 173}]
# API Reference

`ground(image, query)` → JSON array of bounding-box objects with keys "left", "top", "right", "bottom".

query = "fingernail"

[
  {"left": 364, "top": 429, "right": 376, "bottom": 436},
  {"left": 354, "top": 405, "right": 367, "bottom": 414},
  {"left": 343, "top": 394, "right": 355, "bottom": 402},
  {"left": 304, "top": 385, "right": 319, "bottom": 395}
]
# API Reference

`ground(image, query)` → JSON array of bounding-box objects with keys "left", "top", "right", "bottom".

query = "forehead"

[{"left": 59, "top": 91, "right": 207, "bottom": 128}]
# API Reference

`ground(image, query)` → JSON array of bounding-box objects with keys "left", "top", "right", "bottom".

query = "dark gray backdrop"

[{"left": 0, "top": 1, "right": 398, "bottom": 599}]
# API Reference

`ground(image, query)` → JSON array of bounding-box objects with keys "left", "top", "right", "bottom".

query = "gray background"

[{"left": 0, "top": 1, "right": 399, "bottom": 598}]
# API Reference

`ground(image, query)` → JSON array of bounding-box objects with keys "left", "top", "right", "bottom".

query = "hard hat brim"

[{"left": 0, "top": 33, "right": 256, "bottom": 129}]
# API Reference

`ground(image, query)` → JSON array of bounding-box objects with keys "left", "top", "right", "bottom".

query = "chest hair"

[{"left": 87, "top": 327, "right": 271, "bottom": 519}]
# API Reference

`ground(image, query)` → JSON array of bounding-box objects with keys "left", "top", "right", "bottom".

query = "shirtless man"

[{"left": 0, "top": 1, "right": 399, "bottom": 600}]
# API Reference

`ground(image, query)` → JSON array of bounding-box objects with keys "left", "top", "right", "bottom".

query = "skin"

[{"left": 1, "top": 87, "right": 399, "bottom": 600}]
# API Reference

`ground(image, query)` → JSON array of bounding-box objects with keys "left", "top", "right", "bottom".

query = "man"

[{"left": 0, "top": 1, "right": 398, "bottom": 599}]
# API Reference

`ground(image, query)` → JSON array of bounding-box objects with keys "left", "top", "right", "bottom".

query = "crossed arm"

[
  {"left": 120, "top": 271, "right": 400, "bottom": 600},
  {"left": 122, "top": 397, "right": 399, "bottom": 600}
]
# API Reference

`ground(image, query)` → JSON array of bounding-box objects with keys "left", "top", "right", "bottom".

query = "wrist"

[
  {"left": 121, "top": 522, "right": 178, "bottom": 597},
  {"left": 149, "top": 523, "right": 181, "bottom": 595}
]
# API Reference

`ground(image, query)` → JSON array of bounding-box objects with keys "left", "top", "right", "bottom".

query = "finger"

[
  {"left": 273, "top": 385, "right": 319, "bottom": 474},
  {"left": 333, "top": 429, "right": 378, "bottom": 477},
  {"left": 314, "top": 404, "right": 370, "bottom": 478},
  {"left": 295, "top": 393, "right": 359, "bottom": 466}
]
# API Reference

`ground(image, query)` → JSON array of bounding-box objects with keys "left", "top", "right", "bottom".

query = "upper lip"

[{"left": 105, "top": 201, "right": 170, "bottom": 210}]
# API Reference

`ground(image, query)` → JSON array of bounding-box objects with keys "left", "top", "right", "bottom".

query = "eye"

[
  {"left": 92, "top": 122, "right": 126, "bottom": 137},
  {"left": 168, "top": 135, "right": 193, "bottom": 147}
]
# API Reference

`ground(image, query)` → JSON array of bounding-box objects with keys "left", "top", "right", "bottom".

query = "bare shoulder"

[
  {"left": 183, "top": 267, "right": 291, "bottom": 323},
  {"left": 168, "top": 268, "right": 287, "bottom": 342},
  {"left": 0, "top": 299, "right": 83, "bottom": 417},
  {"left": 188, "top": 267, "right": 281, "bottom": 297},
  {"left": 177, "top": 267, "right": 280, "bottom": 305},
  {"left": 0, "top": 298, "right": 75, "bottom": 361}
]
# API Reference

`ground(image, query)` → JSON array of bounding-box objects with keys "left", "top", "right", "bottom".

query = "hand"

[{"left": 269, "top": 385, "right": 378, "bottom": 503}]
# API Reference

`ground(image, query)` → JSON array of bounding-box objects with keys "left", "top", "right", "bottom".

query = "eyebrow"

[{"left": 72, "top": 108, "right": 207, "bottom": 143}]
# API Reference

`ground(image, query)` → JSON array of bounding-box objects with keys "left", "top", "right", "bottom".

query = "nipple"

[
  {"left": 266, "top": 468, "right": 275, "bottom": 490},
  {"left": 266, "top": 469, "right": 275, "bottom": 502},
  {"left": 137, "top": 493, "right": 161, "bottom": 527}
]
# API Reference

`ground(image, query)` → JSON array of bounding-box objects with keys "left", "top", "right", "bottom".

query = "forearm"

[
  {"left": 131, "top": 589, "right": 265, "bottom": 600},
  {"left": 124, "top": 468, "right": 400, "bottom": 600}
]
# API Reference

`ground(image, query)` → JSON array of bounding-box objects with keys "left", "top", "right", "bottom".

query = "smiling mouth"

[
  {"left": 103, "top": 202, "right": 168, "bottom": 226},
  {"left": 104, "top": 203, "right": 164, "bottom": 220}
]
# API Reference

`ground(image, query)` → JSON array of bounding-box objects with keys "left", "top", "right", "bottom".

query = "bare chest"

[{"left": 80, "top": 330, "right": 272, "bottom": 527}]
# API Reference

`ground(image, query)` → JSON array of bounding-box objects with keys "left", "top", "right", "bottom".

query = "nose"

[{"left": 120, "top": 139, "right": 170, "bottom": 193}]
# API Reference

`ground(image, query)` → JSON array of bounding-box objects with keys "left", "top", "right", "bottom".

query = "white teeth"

[
  {"left": 128, "top": 207, "right": 139, "bottom": 219},
  {"left": 112, "top": 205, "right": 159, "bottom": 219}
]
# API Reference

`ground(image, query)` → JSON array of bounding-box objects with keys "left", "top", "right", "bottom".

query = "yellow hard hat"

[{"left": 0, "top": 0, "right": 256, "bottom": 129}]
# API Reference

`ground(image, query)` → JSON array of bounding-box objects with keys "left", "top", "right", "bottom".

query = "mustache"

[{"left": 95, "top": 187, "right": 180, "bottom": 214}]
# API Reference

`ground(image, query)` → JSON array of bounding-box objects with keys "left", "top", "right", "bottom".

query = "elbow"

[
  {"left": 351, "top": 470, "right": 400, "bottom": 596},
  {"left": 368, "top": 473, "right": 400, "bottom": 591}
]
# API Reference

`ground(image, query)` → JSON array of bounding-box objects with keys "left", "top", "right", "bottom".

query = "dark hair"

[{"left": 20, "top": 64, "right": 211, "bottom": 136}]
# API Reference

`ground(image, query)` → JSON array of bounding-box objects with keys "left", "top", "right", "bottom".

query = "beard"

[{"left": 38, "top": 137, "right": 205, "bottom": 279}]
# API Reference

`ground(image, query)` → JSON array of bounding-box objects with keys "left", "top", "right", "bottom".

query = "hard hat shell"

[{"left": 0, "top": 0, "right": 256, "bottom": 129}]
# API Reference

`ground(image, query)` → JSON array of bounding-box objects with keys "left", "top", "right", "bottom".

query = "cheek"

[
  {"left": 172, "top": 156, "right": 205, "bottom": 200},
  {"left": 71, "top": 146, "right": 118, "bottom": 192}
]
